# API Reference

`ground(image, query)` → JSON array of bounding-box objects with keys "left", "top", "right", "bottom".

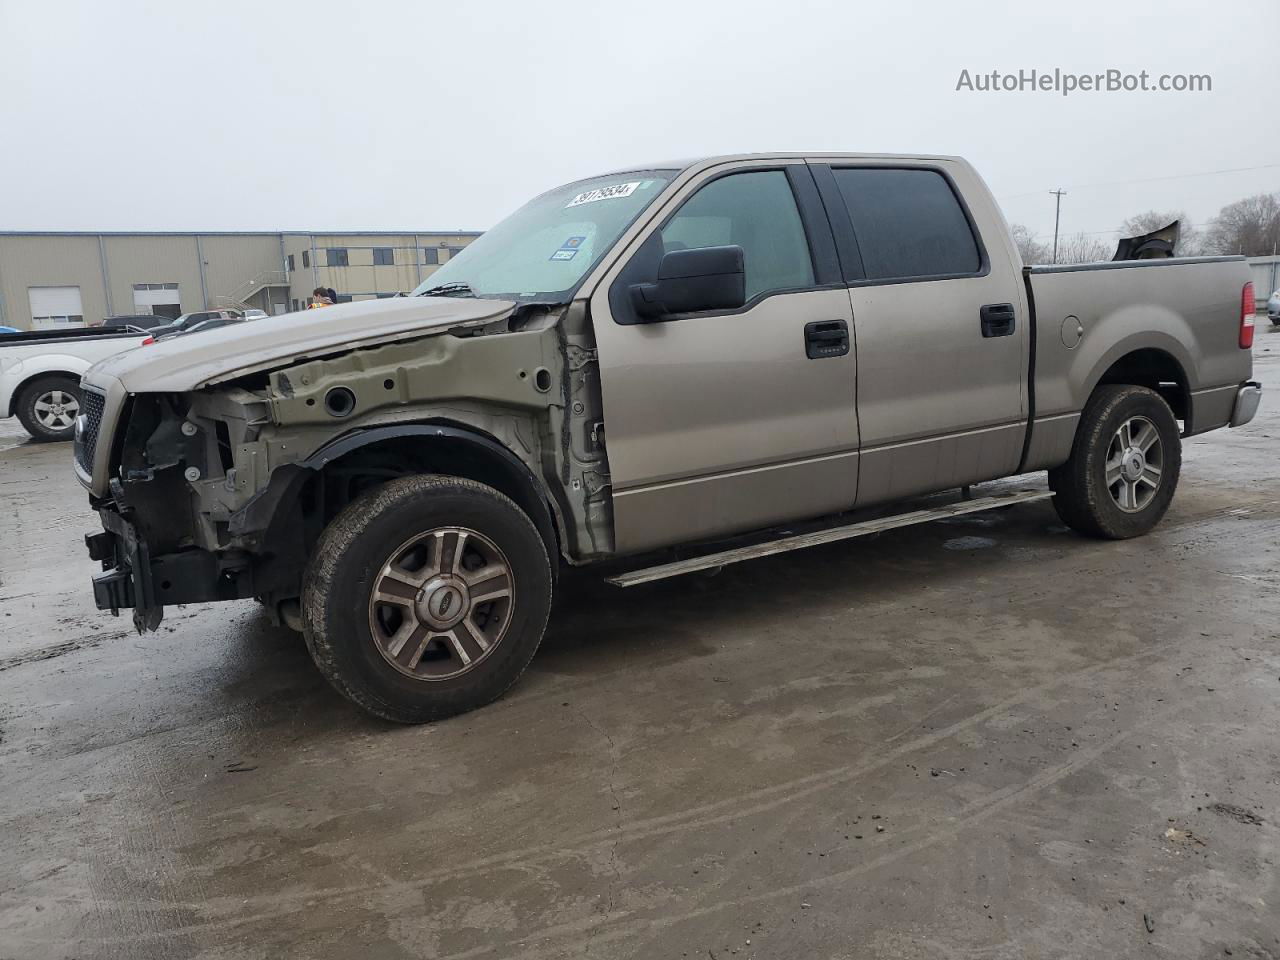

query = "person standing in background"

[{"left": 309, "top": 287, "right": 333, "bottom": 309}]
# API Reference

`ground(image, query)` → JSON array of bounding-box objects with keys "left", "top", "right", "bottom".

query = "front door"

[
  {"left": 590, "top": 161, "right": 860, "bottom": 554},
  {"left": 810, "top": 161, "right": 1029, "bottom": 506}
]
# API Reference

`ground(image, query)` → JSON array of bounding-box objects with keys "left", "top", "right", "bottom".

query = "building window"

[
  {"left": 446, "top": 246, "right": 466, "bottom": 259},
  {"left": 423, "top": 248, "right": 439, "bottom": 265},
  {"left": 131, "top": 282, "right": 178, "bottom": 291},
  {"left": 287, "top": 253, "right": 295, "bottom": 272},
  {"left": 376, "top": 292, "right": 396, "bottom": 299},
  {"left": 302, "top": 250, "right": 310, "bottom": 268},
  {"left": 327, "top": 248, "right": 349, "bottom": 267},
  {"left": 335, "top": 294, "right": 353, "bottom": 303},
  {"left": 291, "top": 298, "right": 299, "bottom": 312},
  {"left": 373, "top": 247, "right": 394, "bottom": 266}
]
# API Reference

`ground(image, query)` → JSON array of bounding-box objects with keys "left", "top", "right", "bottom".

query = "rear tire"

[
  {"left": 1049, "top": 384, "right": 1181, "bottom": 539},
  {"left": 15, "top": 374, "right": 82, "bottom": 442},
  {"left": 302, "top": 475, "right": 553, "bottom": 723}
]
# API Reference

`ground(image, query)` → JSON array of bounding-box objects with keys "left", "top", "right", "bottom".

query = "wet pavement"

[{"left": 2, "top": 350, "right": 1279, "bottom": 959}]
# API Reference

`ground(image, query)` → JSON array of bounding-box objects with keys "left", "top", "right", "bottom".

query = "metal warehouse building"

[{"left": 0, "top": 230, "right": 481, "bottom": 330}]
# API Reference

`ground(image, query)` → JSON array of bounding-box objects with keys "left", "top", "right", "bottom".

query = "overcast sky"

[{"left": 1, "top": 0, "right": 1276, "bottom": 246}]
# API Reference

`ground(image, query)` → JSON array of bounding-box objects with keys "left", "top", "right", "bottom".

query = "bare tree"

[
  {"left": 1054, "top": 232, "right": 1111, "bottom": 264},
  {"left": 1118, "top": 210, "right": 1202, "bottom": 255},
  {"left": 1009, "top": 223, "right": 1051, "bottom": 265},
  {"left": 1204, "top": 193, "right": 1280, "bottom": 256}
]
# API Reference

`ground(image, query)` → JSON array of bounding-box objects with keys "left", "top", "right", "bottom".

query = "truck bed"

[
  {"left": 1021, "top": 255, "right": 1254, "bottom": 471},
  {"left": 0, "top": 327, "right": 147, "bottom": 348}
]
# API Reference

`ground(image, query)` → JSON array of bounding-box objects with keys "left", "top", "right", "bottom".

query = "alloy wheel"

[
  {"left": 33, "top": 389, "right": 79, "bottom": 431},
  {"left": 367, "top": 526, "right": 515, "bottom": 680},
  {"left": 1105, "top": 415, "right": 1163, "bottom": 513}
]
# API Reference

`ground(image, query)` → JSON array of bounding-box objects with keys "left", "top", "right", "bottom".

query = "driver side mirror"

[{"left": 629, "top": 245, "right": 745, "bottom": 320}]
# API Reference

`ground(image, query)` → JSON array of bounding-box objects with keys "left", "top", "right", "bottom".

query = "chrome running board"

[{"left": 605, "top": 489, "right": 1055, "bottom": 588}]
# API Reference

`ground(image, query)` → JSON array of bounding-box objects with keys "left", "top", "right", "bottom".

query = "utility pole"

[{"left": 1050, "top": 189, "right": 1066, "bottom": 264}]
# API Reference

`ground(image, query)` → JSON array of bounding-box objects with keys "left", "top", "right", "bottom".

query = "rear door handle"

[
  {"left": 804, "top": 319, "right": 850, "bottom": 359},
  {"left": 980, "top": 303, "right": 1016, "bottom": 338}
]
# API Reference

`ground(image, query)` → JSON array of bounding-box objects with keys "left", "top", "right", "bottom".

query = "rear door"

[
  {"left": 590, "top": 160, "right": 860, "bottom": 553},
  {"left": 810, "top": 160, "right": 1028, "bottom": 506}
]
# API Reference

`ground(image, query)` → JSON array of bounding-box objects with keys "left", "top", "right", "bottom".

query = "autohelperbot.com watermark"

[{"left": 955, "top": 68, "right": 1212, "bottom": 96}]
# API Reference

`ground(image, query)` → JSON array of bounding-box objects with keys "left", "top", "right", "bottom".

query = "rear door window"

[{"left": 830, "top": 168, "right": 981, "bottom": 281}]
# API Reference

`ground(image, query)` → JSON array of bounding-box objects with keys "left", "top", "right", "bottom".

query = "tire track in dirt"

[
  {"left": 0, "top": 631, "right": 130, "bottom": 672},
  {"left": 434, "top": 722, "right": 1144, "bottom": 960},
  {"left": 75, "top": 638, "right": 1184, "bottom": 947},
  {"left": 75, "top": 697, "right": 1154, "bottom": 958}
]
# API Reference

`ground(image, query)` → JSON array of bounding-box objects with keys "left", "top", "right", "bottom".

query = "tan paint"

[
  {"left": 88, "top": 294, "right": 516, "bottom": 392},
  {"left": 78, "top": 152, "right": 1256, "bottom": 571}
]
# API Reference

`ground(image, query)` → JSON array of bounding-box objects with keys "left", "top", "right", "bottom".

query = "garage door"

[{"left": 28, "top": 286, "right": 85, "bottom": 328}]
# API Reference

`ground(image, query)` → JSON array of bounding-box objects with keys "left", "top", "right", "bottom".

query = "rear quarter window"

[{"left": 831, "top": 168, "right": 981, "bottom": 281}]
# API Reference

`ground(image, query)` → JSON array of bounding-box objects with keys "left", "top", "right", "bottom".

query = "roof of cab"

[{"left": 599, "top": 152, "right": 964, "bottom": 177}]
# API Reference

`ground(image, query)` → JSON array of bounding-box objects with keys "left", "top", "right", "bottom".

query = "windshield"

[{"left": 411, "top": 171, "right": 675, "bottom": 302}]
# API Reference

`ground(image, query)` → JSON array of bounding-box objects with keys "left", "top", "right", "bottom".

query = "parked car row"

[
  {"left": 94, "top": 314, "right": 173, "bottom": 332},
  {"left": 1, "top": 307, "right": 271, "bottom": 440}
]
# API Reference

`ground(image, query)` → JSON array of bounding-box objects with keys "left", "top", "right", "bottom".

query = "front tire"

[
  {"left": 1049, "top": 384, "right": 1181, "bottom": 539},
  {"left": 15, "top": 375, "right": 82, "bottom": 442},
  {"left": 301, "top": 475, "right": 553, "bottom": 723}
]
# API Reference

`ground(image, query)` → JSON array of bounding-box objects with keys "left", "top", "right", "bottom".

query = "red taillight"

[
  {"left": 141, "top": 335, "right": 155, "bottom": 346},
  {"left": 1240, "top": 282, "right": 1255, "bottom": 349}
]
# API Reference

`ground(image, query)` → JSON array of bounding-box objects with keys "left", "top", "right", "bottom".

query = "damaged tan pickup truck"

[{"left": 76, "top": 153, "right": 1261, "bottom": 722}]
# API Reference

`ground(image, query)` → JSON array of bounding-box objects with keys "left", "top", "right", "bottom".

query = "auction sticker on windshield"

[{"left": 566, "top": 182, "right": 640, "bottom": 207}]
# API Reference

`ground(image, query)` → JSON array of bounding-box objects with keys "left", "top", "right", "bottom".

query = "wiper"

[{"left": 417, "top": 281, "right": 476, "bottom": 298}]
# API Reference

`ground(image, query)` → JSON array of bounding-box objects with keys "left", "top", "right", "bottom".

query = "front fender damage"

[{"left": 89, "top": 310, "right": 617, "bottom": 631}]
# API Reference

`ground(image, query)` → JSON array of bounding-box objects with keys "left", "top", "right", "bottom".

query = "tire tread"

[
  {"left": 1048, "top": 384, "right": 1180, "bottom": 540},
  {"left": 301, "top": 475, "right": 552, "bottom": 723}
]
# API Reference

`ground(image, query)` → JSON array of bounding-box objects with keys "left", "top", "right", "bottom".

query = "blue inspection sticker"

[{"left": 550, "top": 248, "right": 578, "bottom": 261}]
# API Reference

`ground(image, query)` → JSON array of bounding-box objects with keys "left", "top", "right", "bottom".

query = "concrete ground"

[{"left": 2, "top": 349, "right": 1280, "bottom": 960}]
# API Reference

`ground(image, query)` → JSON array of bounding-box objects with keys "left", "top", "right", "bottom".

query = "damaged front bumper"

[{"left": 86, "top": 501, "right": 254, "bottom": 632}]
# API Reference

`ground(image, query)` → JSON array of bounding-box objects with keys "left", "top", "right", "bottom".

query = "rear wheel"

[
  {"left": 302, "top": 475, "right": 553, "bottom": 723},
  {"left": 15, "top": 375, "right": 82, "bottom": 442},
  {"left": 1049, "top": 384, "right": 1181, "bottom": 539}
]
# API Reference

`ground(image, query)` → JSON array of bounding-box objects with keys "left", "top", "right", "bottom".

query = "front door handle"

[
  {"left": 804, "top": 319, "right": 850, "bottom": 359},
  {"left": 980, "top": 303, "right": 1016, "bottom": 338}
]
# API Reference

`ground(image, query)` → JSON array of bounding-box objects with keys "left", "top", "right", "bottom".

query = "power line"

[
  {"left": 997, "top": 161, "right": 1280, "bottom": 203},
  {"left": 1023, "top": 212, "right": 1241, "bottom": 241}
]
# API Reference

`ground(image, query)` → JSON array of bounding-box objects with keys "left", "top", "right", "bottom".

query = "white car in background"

[
  {"left": 1268, "top": 289, "right": 1280, "bottom": 326},
  {"left": 0, "top": 326, "right": 149, "bottom": 441}
]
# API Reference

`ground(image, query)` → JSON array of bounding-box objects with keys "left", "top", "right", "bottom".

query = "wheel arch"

[
  {"left": 1087, "top": 346, "right": 1191, "bottom": 429},
  {"left": 237, "top": 422, "right": 565, "bottom": 595},
  {"left": 6, "top": 363, "right": 88, "bottom": 417}
]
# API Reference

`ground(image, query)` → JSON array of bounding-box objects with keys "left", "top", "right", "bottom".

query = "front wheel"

[
  {"left": 301, "top": 475, "right": 553, "bottom": 723},
  {"left": 15, "top": 375, "right": 82, "bottom": 442},
  {"left": 1049, "top": 384, "right": 1181, "bottom": 539}
]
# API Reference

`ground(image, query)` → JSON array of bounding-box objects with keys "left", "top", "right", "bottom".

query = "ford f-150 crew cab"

[{"left": 75, "top": 153, "right": 1262, "bottom": 723}]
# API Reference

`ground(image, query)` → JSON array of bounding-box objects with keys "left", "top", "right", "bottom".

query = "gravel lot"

[{"left": 2, "top": 344, "right": 1279, "bottom": 960}]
